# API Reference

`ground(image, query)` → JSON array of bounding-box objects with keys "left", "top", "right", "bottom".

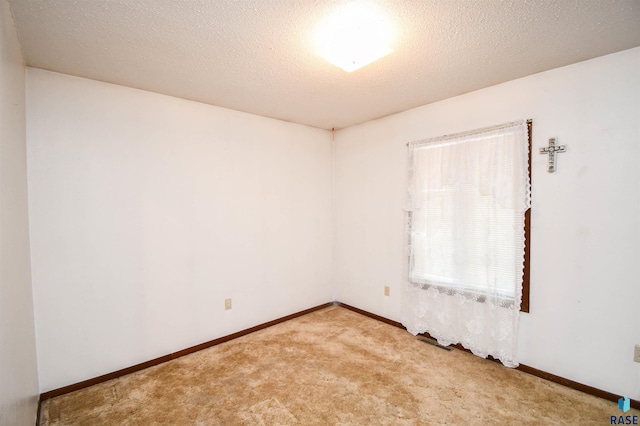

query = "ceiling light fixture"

[{"left": 315, "top": 2, "right": 394, "bottom": 73}]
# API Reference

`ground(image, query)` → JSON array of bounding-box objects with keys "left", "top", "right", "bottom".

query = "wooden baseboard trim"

[
  {"left": 514, "top": 364, "right": 640, "bottom": 409},
  {"left": 336, "top": 302, "right": 404, "bottom": 329},
  {"left": 39, "top": 302, "right": 333, "bottom": 402},
  {"left": 336, "top": 302, "right": 640, "bottom": 410}
]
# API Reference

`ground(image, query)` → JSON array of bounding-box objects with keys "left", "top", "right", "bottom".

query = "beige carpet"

[{"left": 40, "top": 306, "right": 638, "bottom": 425}]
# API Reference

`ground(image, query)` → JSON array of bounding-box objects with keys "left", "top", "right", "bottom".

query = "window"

[
  {"left": 402, "top": 120, "right": 531, "bottom": 367},
  {"left": 407, "top": 121, "right": 531, "bottom": 307}
]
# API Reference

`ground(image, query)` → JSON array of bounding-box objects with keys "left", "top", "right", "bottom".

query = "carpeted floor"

[{"left": 40, "top": 306, "right": 638, "bottom": 425}]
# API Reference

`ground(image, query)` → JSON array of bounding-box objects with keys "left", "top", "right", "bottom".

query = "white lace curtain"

[{"left": 401, "top": 120, "right": 530, "bottom": 367}]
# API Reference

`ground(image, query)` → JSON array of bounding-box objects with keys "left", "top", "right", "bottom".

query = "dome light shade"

[{"left": 315, "top": 3, "right": 394, "bottom": 73}]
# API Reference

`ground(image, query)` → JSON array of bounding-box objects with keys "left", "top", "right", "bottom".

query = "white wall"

[
  {"left": 26, "top": 69, "right": 333, "bottom": 392},
  {"left": 334, "top": 47, "right": 640, "bottom": 399},
  {"left": 0, "top": 0, "right": 39, "bottom": 424}
]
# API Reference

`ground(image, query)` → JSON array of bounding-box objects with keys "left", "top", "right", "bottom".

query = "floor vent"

[{"left": 417, "top": 336, "right": 453, "bottom": 351}]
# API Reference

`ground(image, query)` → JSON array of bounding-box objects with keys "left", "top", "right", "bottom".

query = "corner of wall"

[{"left": 0, "top": 0, "right": 40, "bottom": 423}]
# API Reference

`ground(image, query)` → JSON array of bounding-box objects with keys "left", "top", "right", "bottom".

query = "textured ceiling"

[{"left": 7, "top": 0, "right": 640, "bottom": 130}]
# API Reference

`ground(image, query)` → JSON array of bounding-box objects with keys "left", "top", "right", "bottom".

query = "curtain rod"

[{"left": 406, "top": 119, "right": 532, "bottom": 147}]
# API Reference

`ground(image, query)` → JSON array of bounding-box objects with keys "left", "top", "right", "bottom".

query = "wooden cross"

[{"left": 539, "top": 137, "right": 566, "bottom": 173}]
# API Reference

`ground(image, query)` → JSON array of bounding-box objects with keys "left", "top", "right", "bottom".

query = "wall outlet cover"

[
  {"left": 384, "top": 286, "right": 390, "bottom": 296},
  {"left": 225, "top": 298, "right": 232, "bottom": 310},
  {"left": 634, "top": 345, "right": 640, "bottom": 363}
]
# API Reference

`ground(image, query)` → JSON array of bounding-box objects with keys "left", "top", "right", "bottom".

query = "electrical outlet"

[
  {"left": 634, "top": 345, "right": 640, "bottom": 363},
  {"left": 225, "top": 298, "right": 232, "bottom": 310},
  {"left": 384, "top": 286, "right": 390, "bottom": 296}
]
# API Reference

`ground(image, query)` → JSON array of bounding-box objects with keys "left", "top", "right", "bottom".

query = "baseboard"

[
  {"left": 336, "top": 302, "right": 640, "bottom": 410},
  {"left": 39, "top": 302, "right": 333, "bottom": 402}
]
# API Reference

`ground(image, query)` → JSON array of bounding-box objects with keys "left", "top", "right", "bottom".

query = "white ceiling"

[{"left": 7, "top": 0, "right": 640, "bottom": 130}]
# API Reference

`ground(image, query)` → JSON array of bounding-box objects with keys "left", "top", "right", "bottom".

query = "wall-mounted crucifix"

[{"left": 539, "top": 137, "right": 566, "bottom": 172}]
